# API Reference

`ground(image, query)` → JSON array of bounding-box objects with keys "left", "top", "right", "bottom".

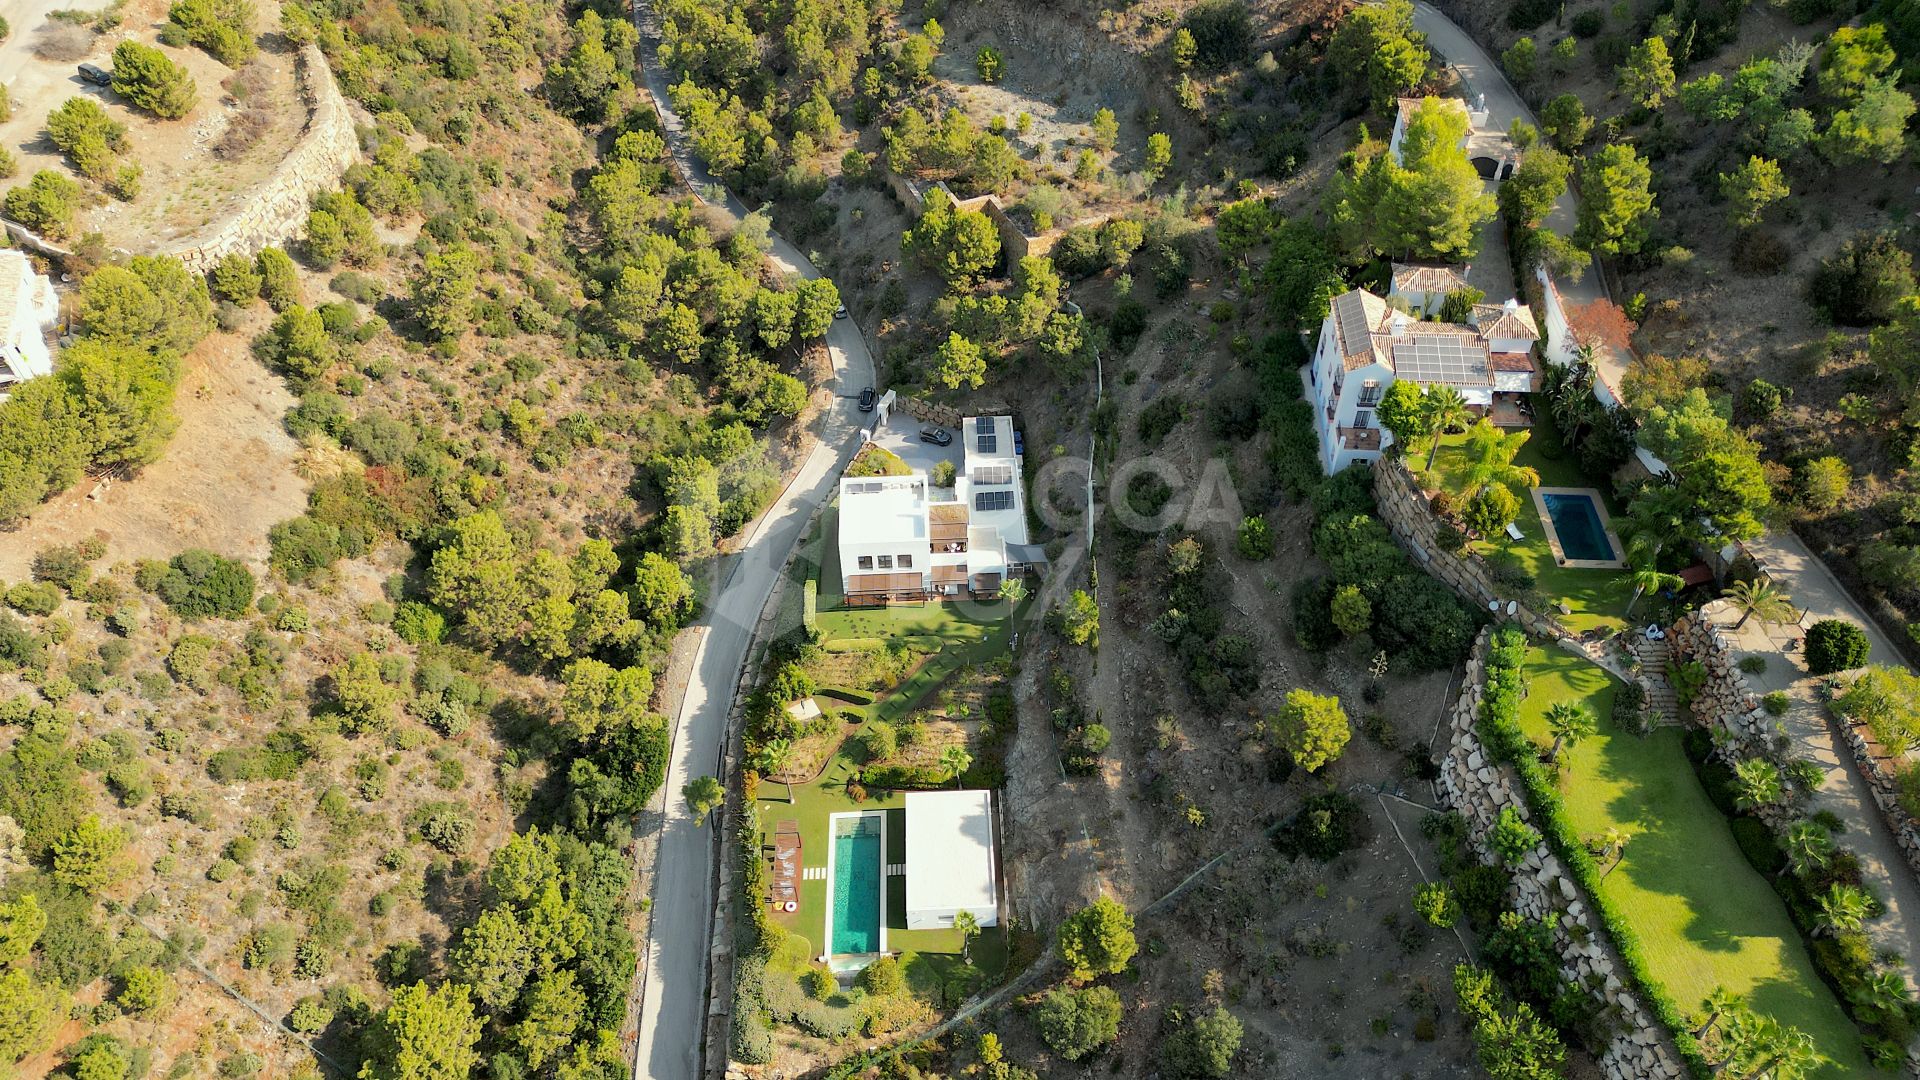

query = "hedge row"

[
  {"left": 1477, "top": 628, "right": 1712, "bottom": 1078},
  {"left": 816, "top": 684, "right": 877, "bottom": 705}
]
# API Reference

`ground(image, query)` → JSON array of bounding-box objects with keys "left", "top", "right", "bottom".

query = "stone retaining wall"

[
  {"left": 1439, "top": 630, "right": 1687, "bottom": 1080},
  {"left": 896, "top": 395, "right": 962, "bottom": 429},
  {"left": 159, "top": 45, "right": 360, "bottom": 273},
  {"left": 1672, "top": 611, "right": 1920, "bottom": 881}
]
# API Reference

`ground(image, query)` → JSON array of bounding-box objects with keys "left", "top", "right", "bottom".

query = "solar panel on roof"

[
  {"left": 1391, "top": 334, "right": 1490, "bottom": 386},
  {"left": 1334, "top": 295, "right": 1372, "bottom": 356}
]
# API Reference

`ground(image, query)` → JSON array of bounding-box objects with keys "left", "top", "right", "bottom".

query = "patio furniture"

[{"left": 1505, "top": 521, "right": 1525, "bottom": 541}]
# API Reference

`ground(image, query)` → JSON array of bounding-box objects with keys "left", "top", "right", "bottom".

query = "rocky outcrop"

[
  {"left": 1439, "top": 631, "right": 1687, "bottom": 1080},
  {"left": 159, "top": 45, "right": 360, "bottom": 273}
]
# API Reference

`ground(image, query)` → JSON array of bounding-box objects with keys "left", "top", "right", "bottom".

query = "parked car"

[
  {"left": 77, "top": 64, "right": 113, "bottom": 87},
  {"left": 858, "top": 387, "right": 875, "bottom": 412},
  {"left": 919, "top": 428, "right": 951, "bottom": 446},
  {"left": 834, "top": 304, "right": 849, "bottom": 320}
]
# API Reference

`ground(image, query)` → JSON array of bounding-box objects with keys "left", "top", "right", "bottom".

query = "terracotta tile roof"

[
  {"left": 1491, "top": 352, "right": 1537, "bottom": 373},
  {"left": 1473, "top": 303, "right": 1541, "bottom": 341},
  {"left": 846, "top": 572, "right": 924, "bottom": 594},
  {"left": 1390, "top": 262, "right": 1472, "bottom": 296}
]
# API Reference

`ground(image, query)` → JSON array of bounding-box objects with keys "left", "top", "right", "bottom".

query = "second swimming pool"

[
  {"left": 1541, "top": 491, "right": 1617, "bottom": 562},
  {"left": 829, "top": 814, "right": 882, "bottom": 955}
]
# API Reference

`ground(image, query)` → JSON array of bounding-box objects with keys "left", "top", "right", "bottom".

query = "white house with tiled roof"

[
  {"left": 0, "top": 250, "right": 58, "bottom": 398},
  {"left": 837, "top": 415, "right": 1045, "bottom": 605},
  {"left": 1304, "top": 288, "right": 1541, "bottom": 474}
]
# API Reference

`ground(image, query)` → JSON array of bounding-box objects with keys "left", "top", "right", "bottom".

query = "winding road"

[{"left": 627, "top": 4, "right": 877, "bottom": 1078}]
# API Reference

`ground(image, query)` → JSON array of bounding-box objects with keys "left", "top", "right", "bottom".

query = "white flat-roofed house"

[
  {"left": 1305, "top": 288, "right": 1541, "bottom": 475},
  {"left": 0, "top": 250, "right": 59, "bottom": 397},
  {"left": 837, "top": 414, "right": 1046, "bottom": 605},
  {"left": 904, "top": 790, "right": 999, "bottom": 931}
]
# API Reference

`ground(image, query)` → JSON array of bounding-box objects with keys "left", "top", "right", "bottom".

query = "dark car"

[
  {"left": 919, "top": 427, "right": 951, "bottom": 446},
  {"left": 78, "top": 63, "right": 113, "bottom": 87},
  {"left": 857, "top": 387, "right": 876, "bottom": 412}
]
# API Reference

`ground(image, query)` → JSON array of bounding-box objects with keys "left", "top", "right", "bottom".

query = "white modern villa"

[
  {"left": 1305, "top": 278, "right": 1541, "bottom": 475},
  {"left": 836, "top": 414, "right": 1044, "bottom": 605},
  {"left": 0, "top": 250, "right": 60, "bottom": 397}
]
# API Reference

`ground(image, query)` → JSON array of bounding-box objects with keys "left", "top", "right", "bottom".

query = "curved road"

[{"left": 628, "top": 5, "right": 876, "bottom": 1078}]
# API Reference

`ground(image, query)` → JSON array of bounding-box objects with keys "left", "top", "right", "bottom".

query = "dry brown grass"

[
  {"left": 32, "top": 22, "right": 96, "bottom": 61},
  {"left": 215, "top": 106, "right": 274, "bottom": 158}
]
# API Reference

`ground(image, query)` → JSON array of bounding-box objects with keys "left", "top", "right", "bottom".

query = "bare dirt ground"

[
  {"left": 990, "top": 273, "right": 1481, "bottom": 1074},
  {"left": 0, "top": 0, "right": 304, "bottom": 250},
  {"left": 0, "top": 319, "right": 308, "bottom": 579}
]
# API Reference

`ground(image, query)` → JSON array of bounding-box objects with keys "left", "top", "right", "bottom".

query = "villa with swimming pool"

[{"left": 810, "top": 790, "right": 1000, "bottom": 969}]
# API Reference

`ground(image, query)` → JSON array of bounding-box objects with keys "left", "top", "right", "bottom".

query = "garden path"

[{"left": 1704, "top": 596, "right": 1920, "bottom": 998}]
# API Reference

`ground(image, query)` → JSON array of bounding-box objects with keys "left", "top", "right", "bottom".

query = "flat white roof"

[
  {"left": 904, "top": 790, "right": 996, "bottom": 917},
  {"left": 838, "top": 475, "right": 927, "bottom": 545}
]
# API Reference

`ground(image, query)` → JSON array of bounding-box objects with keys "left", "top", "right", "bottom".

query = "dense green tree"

[
  {"left": 257, "top": 305, "right": 337, "bottom": 380},
  {"left": 451, "top": 907, "right": 532, "bottom": 1012},
  {"left": 1269, "top": 688, "right": 1351, "bottom": 771},
  {"left": 1817, "top": 78, "right": 1915, "bottom": 165},
  {"left": 1719, "top": 156, "right": 1789, "bottom": 226},
  {"left": 61, "top": 341, "right": 181, "bottom": 472},
  {"left": 1032, "top": 985, "right": 1122, "bottom": 1061},
  {"left": 1540, "top": 93, "right": 1593, "bottom": 151},
  {"left": 1819, "top": 24, "right": 1896, "bottom": 99},
  {"left": 559, "top": 659, "right": 656, "bottom": 742},
  {"left": 1091, "top": 107, "right": 1118, "bottom": 150},
  {"left": 79, "top": 257, "right": 213, "bottom": 353},
  {"left": 256, "top": 247, "right": 300, "bottom": 310},
  {"left": 1498, "top": 147, "right": 1570, "bottom": 227},
  {"left": 51, "top": 815, "right": 129, "bottom": 890},
  {"left": 111, "top": 41, "right": 198, "bottom": 118},
  {"left": 1328, "top": 0, "right": 1430, "bottom": 109},
  {"left": 428, "top": 512, "right": 524, "bottom": 644},
  {"left": 0, "top": 969, "right": 64, "bottom": 1066},
  {"left": 411, "top": 246, "right": 479, "bottom": 340},
  {"left": 165, "top": 0, "right": 256, "bottom": 65},
  {"left": 358, "top": 982, "right": 483, "bottom": 1080},
  {"left": 1329, "top": 98, "right": 1495, "bottom": 261},
  {"left": 1058, "top": 896, "right": 1136, "bottom": 981},
  {"left": 1161, "top": 1006, "right": 1243, "bottom": 1079},
  {"left": 791, "top": 278, "right": 840, "bottom": 340},
  {"left": 683, "top": 775, "right": 724, "bottom": 824},
  {"left": 905, "top": 189, "right": 1001, "bottom": 284},
  {"left": 1617, "top": 37, "right": 1676, "bottom": 108},
  {"left": 2, "top": 170, "right": 83, "bottom": 238},
  {"left": 545, "top": 11, "right": 636, "bottom": 122},
  {"left": 512, "top": 971, "right": 586, "bottom": 1069},
  {"left": 1575, "top": 143, "right": 1657, "bottom": 255},
  {"left": 0, "top": 894, "right": 45, "bottom": 966},
  {"left": 934, "top": 332, "right": 986, "bottom": 390},
  {"left": 1058, "top": 589, "right": 1099, "bottom": 647},
  {"left": 331, "top": 652, "right": 401, "bottom": 734}
]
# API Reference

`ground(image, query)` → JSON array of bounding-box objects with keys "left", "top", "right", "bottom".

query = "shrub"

[
  {"left": 166, "top": 0, "right": 257, "bottom": 64},
  {"left": 1808, "top": 232, "right": 1914, "bottom": 326},
  {"left": 1032, "top": 984, "right": 1122, "bottom": 1060},
  {"left": 4, "top": 170, "right": 83, "bottom": 238},
  {"left": 1488, "top": 805, "right": 1542, "bottom": 864},
  {"left": 1160, "top": 1004, "right": 1242, "bottom": 1079},
  {"left": 1273, "top": 791, "right": 1365, "bottom": 860},
  {"left": 1763, "top": 690, "right": 1791, "bottom": 716},
  {"left": 1235, "top": 515, "right": 1273, "bottom": 559},
  {"left": 145, "top": 549, "right": 255, "bottom": 618},
  {"left": 1058, "top": 896, "right": 1137, "bottom": 981},
  {"left": 857, "top": 955, "right": 903, "bottom": 996},
  {"left": 1805, "top": 619, "right": 1870, "bottom": 674},
  {"left": 1413, "top": 881, "right": 1459, "bottom": 927},
  {"left": 1731, "top": 816, "right": 1786, "bottom": 876},
  {"left": 5, "top": 583, "right": 62, "bottom": 616}
]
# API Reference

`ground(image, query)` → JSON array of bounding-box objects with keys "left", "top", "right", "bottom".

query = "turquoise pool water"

[
  {"left": 1542, "top": 492, "right": 1616, "bottom": 561},
  {"left": 830, "top": 819, "right": 881, "bottom": 955}
]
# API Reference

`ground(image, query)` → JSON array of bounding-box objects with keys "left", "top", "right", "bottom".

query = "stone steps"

[{"left": 1630, "top": 637, "right": 1681, "bottom": 725}]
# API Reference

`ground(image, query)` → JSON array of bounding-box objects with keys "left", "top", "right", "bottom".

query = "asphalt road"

[{"left": 627, "top": 4, "right": 877, "bottom": 1078}]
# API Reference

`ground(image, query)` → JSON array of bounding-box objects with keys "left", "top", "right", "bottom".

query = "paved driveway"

[
  {"left": 626, "top": 5, "right": 878, "bottom": 1080},
  {"left": 869, "top": 409, "right": 961, "bottom": 477}
]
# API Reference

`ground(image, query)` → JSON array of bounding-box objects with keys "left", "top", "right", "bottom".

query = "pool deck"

[
  {"left": 1532, "top": 486, "right": 1626, "bottom": 570},
  {"left": 822, "top": 810, "right": 889, "bottom": 970}
]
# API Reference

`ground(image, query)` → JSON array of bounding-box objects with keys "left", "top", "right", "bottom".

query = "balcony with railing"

[{"left": 1339, "top": 425, "right": 1382, "bottom": 452}]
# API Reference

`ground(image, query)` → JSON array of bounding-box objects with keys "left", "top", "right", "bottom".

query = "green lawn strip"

[
  {"left": 1427, "top": 415, "right": 1632, "bottom": 633},
  {"left": 1496, "top": 638, "right": 1869, "bottom": 1078}
]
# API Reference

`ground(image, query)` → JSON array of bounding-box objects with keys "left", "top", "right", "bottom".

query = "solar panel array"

[
  {"left": 1392, "top": 334, "right": 1490, "bottom": 386},
  {"left": 974, "top": 491, "right": 1014, "bottom": 511},
  {"left": 1333, "top": 293, "right": 1373, "bottom": 358},
  {"left": 972, "top": 466, "right": 1013, "bottom": 485}
]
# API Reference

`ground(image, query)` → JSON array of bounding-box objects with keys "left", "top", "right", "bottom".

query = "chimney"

[
  {"left": 1391, "top": 312, "right": 1411, "bottom": 336},
  {"left": 1504, "top": 298, "right": 1520, "bottom": 314}
]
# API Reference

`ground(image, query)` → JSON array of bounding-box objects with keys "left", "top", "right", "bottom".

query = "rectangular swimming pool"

[
  {"left": 829, "top": 815, "right": 882, "bottom": 955},
  {"left": 1541, "top": 492, "right": 1617, "bottom": 562}
]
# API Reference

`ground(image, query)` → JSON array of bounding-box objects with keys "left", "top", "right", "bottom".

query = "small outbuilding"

[{"left": 903, "top": 790, "right": 999, "bottom": 931}]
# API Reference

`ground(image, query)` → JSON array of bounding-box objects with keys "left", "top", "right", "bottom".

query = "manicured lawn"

[
  {"left": 751, "top": 498, "right": 1015, "bottom": 989},
  {"left": 1515, "top": 647, "right": 1868, "bottom": 1077},
  {"left": 1426, "top": 414, "right": 1634, "bottom": 633}
]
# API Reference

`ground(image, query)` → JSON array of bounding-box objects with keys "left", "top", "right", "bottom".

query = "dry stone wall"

[
  {"left": 1439, "top": 631, "right": 1687, "bottom": 1080},
  {"left": 1671, "top": 611, "right": 1920, "bottom": 879},
  {"left": 160, "top": 45, "right": 360, "bottom": 273}
]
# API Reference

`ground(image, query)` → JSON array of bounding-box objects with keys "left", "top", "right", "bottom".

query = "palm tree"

[
  {"left": 756, "top": 738, "right": 796, "bottom": 802},
  {"left": 1726, "top": 578, "right": 1797, "bottom": 631},
  {"left": 939, "top": 745, "right": 973, "bottom": 788},
  {"left": 1781, "top": 821, "right": 1833, "bottom": 880},
  {"left": 1000, "top": 577, "right": 1028, "bottom": 607},
  {"left": 1850, "top": 968, "right": 1913, "bottom": 1017},
  {"left": 1815, "top": 883, "right": 1872, "bottom": 938},
  {"left": 1733, "top": 758, "right": 1784, "bottom": 812},
  {"left": 1460, "top": 419, "right": 1542, "bottom": 497},
  {"left": 953, "top": 909, "right": 980, "bottom": 964},
  {"left": 1600, "top": 826, "right": 1633, "bottom": 878},
  {"left": 1742, "top": 1020, "right": 1821, "bottom": 1080},
  {"left": 1544, "top": 702, "right": 1597, "bottom": 764},
  {"left": 1423, "top": 386, "right": 1472, "bottom": 470},
  {"left": 1694, "top": 986, "right": 1746, "bottom": 1041},
  {"left": 1622, "top": 540, "right": 1685, "bottom": 618}
]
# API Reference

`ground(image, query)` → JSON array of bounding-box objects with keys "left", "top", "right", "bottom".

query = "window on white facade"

[
  {"left": 1357, "top": 380, "right": 1382, "bottom": 406},
  {"left": 878, "top": 555, "right": 894, "bottom": 568},
  {"left": 898, "top": 554, "right": 913, "bottom": 568},
  {"left": 1354, "top": 410, "right": 1374, "bottom": 429},
  {"left": 858, "top": 556, "right": 873, "bottom": 569}
]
